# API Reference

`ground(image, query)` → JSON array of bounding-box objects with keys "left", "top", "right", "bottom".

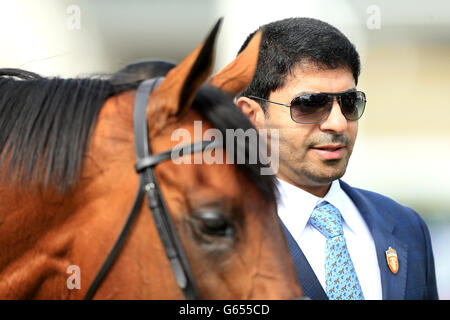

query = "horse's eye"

[{"left": 193, "top": 211, "right": 235, "bottom": 237}]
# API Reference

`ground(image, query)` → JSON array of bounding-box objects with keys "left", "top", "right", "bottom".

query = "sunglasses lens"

[
  {"left": 340, "top": 91, "right": 366, "bottom": 120},
  {"left": 290, "top": 94, "right": 332, "bottom": 123},
  {"left": 288, "top": 91, "right": 366, "bottom": 124}
]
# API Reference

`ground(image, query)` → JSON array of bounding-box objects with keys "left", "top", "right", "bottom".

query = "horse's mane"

[{"left": 0, "top": 61, "right": 277, "bottom": 202}]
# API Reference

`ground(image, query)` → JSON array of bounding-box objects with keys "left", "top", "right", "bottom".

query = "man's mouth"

[{"left": 309, "top": 144, "right": 346, "bottom": 160}]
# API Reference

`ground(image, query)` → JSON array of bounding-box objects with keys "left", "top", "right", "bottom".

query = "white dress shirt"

[{"left": 277, "top": 178, "right": 382, "bottom": 300}]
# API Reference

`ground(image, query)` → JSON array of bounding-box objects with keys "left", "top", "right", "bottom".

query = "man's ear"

[{"left": 236, "top": 96, "right": 266, "bottom": 129}]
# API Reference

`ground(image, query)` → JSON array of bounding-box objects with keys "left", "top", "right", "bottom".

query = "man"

[{"left": 236, "top": 17, "right": 438, "bottom": 300}]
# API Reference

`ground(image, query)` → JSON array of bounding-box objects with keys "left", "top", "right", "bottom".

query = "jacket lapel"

[
  {"left": 280, "top": 221, "right": 328, "bottom": 300},
  {"left": 339, "top": 180, "right": 408, "bottom": 299}
]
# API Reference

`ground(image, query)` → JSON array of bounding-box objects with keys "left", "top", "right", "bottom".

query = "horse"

[{"left": 0, "top": 19, "right": 303, "bottom": 299}]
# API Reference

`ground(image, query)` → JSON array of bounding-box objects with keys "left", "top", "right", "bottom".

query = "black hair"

[
  {"left": 0, "top": 70, "right": 111, "bottom": 192},
  {"left": 0, "top": 62, "right": 277, "bottom": 202},
  {"left": 238, "top": 17, "right": 361, "bottom": 110}
]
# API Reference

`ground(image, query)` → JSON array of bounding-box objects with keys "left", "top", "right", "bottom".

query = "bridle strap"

[
  {"left": 85, "top": 78, "right": 209, "bottom": 300},
  {"left": 135, "top": 139, "right": 215, "bottom": 173},
  {"left": 84, "top": 175, "right": 146, "bottom": 300},
  {"left": 132, "top": 78, "right": 202, "bottom": 300}
]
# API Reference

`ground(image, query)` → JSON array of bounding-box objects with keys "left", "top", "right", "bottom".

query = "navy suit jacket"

[{"left": 282, "top": 179, "right": 439, "bottom": 300}]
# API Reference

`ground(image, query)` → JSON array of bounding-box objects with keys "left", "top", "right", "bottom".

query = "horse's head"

[{"left": 0, "top": 20, "right": 303, "bottom": 299}]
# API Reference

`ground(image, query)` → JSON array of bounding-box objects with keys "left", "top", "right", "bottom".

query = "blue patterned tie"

[{"left": 309, "top": 202, "right": 364, "bottom": 300}]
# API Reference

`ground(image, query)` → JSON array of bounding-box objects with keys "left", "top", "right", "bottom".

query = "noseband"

[{"left": 85, "top": 78, "right": 218, "bottom": 299}]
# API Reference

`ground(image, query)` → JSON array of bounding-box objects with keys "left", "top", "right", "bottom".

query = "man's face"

[{"left": 262, "top": 64, "right": 359, "bottom": 195}]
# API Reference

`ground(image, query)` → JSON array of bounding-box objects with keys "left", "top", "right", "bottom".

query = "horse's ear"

[
  {"left": 209, "top": 31, "right": 262, "bottom": 96},
  {"left": 147, "top": 19, "right": 222, "bottom": 123}
]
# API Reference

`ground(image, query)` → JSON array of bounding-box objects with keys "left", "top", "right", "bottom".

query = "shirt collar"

[
  {"left": 319, "top": 180, "right": 357, "bottom": 234},
  {"left": 277, "top": 178, "right": 356, "bottom": 239},
  {"left": 277, "top": 178, "right": 319, "bottom": 241}
]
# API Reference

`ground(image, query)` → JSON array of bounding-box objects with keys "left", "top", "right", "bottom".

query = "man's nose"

[{"left": 319, "top": 99, "right": 348, "bottom": 133}]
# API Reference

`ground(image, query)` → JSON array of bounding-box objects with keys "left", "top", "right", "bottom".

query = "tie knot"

[{"left": 309, "top": 202, "right": 343, "bottom": 239}]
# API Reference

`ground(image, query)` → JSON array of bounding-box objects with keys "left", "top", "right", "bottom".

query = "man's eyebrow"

[
  {"left": 293, "top": 88, "right": 357, "bottom": 97},
  {"left": 319, "top": 88, "right": 357, "bottom": 95},
  {"left": 292, "top": 90, "right": 316, "bottom": 97}
]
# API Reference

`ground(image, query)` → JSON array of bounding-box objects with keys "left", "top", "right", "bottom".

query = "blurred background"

[{"left": 1, "top": 0, "right": 448, "bottom": 298}]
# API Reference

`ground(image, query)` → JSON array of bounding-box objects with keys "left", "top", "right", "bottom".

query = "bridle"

[{"left": 84, "top": 78, "right": 219, "bottom": 300}]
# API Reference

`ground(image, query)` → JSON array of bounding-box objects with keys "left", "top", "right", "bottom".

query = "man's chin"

[{"left": 302, "top": 166, "right": 347, "bottom": 185}]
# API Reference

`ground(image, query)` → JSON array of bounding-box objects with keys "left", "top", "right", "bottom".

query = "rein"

[{"left": 84, "top": 78, "right": 219, "bottom": 299}]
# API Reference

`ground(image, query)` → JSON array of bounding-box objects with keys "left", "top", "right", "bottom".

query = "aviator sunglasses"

[{"left": 249, "top": 90, "right": 366, "bottom": 124}]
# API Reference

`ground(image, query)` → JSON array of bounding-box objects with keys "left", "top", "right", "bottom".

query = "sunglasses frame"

[{"left": 249, "top": 90, "right": 367, "bottom": 124}]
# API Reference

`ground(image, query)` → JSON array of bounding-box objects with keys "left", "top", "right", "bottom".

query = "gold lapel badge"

[{"left": 385, "top": 246, "right": 399, "bottom": 274}]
